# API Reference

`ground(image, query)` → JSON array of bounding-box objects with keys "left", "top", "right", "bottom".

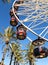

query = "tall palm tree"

[
  {"left": 0, "top": 26, "right": 23, "bottom": 65},
  {"left": 0, "top": 26, "right": 15, "bottom": 64},
  {"left": 25, "top": 43, "right": 36, "bottom": 65},
  {"left": 10, "top": 43, "right": 23, "bottom": 65}
]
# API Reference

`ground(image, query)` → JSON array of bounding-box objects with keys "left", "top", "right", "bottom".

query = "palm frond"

[
  {"left": 25, "top": 42, "right": 36, "bottom": 65},
  {"left": 11, "top": 43, "right": 23, "bottom": 62},
  {"left": 4, "top": 26, "right": 15, "bottom": 39},
  {"left": 0, "top": 33, "right": 3, "bottom": 38}
]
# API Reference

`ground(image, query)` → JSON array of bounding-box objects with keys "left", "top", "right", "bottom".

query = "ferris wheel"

[
  {"left": 11, "top": 0, "right": 48, "bottom": 46},
  {"left": 0, "top": 1, "right": 48, "bottom": 65}
]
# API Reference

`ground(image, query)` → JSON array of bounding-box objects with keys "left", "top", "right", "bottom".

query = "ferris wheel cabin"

[
  {"left": 33, "top": 47, "right": 48, "bottom": 58},
  {"left": 10, "top": 16, "right": 18, "bottom": 26},
  {"left": 16, "top": 25, "right": 27, "bottom": 40}
]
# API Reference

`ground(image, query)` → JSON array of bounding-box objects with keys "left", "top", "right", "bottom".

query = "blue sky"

[{"left": 0, "top": 0, "right": 48, "bottom": 65}]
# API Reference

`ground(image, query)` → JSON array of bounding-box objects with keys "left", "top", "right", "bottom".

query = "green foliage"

[
  {"left": 4, "top": 26, "right": 14, "bottom": 39},
  {"left": 11, "top": 43, "right": 23, "bottom": 62},
  {"left": 25, "top": 43, "right": 36, "bottom": 65},
  {"left": 0, "top": 26, "right": 15, "bottom": 42}
]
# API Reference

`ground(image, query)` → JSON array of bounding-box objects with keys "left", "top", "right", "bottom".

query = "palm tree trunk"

[
  {"left": 14, "top": 57, "right": 19, "bottom": 65},
  {"left": 29, "top": 60, "right": 34, "bottom": 65},
  {"left": 29, "top": 60, "right": 32, "bottom": 65},
  {"left": 16, "top": 61, "right": 19, "bottom": 65},
  {"left": 14, "top": 57, "right": 16, "bottom": 65},
  {"left": 9, "top": 52, "right": 14, "bottom": 65},
  {"left": 2, "top": 44, "right": 8, "bottom": 62},
  {"left": 16, "top": 61, "right": 18, "bottom": 65},
  {"left": 17, "top": 62, "right": 19, "bottom": 65},
  {"left": 14, "top": 58, "right": 15, "bottom": 65}
]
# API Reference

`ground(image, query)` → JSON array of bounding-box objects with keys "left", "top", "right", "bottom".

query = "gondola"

[
  {"left": 33, "top": 47, "right": 48, "bottom": 58},
  {"left": 16, "top": 25, "right": 27, "bottom": 40}
]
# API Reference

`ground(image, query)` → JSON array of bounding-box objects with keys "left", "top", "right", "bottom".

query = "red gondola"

[
  {"left": 16, "top": 25, "right": 27, "bottom": 40},
  {"left": 32, "top": 37, "right": 46, "bottom": 46},
  {"left": 10, "top": 16, "right": 18, "bottom": 26},
  {"left": 33, "top": 47, "right": 48, "bottom": 58}
]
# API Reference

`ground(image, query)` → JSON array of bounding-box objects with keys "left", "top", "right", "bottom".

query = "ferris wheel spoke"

[
  {"left": 17, "top": 11, "right": 32, "bottom": 16},
  {"left": 28, "top": 22, "right": 34, "bottom": 27},
  {"left": 18, "top": 1, "right": 46, "bottom": 21},
  {"left": 30, "top": 21, "right": 44, "bottom": 29},
  {"left": 43, "top": 31, "right": 48, "bottom": 38},
  {"left": 32, "top": 27, "right": 46, "bottom": 30},
  {"left": 26, "top": 36, "right": 32, "bottom": 42},
  {"left": 17, "top": 9, "right": 33, "bottom": 15},
  {"left": 18, "top": 8, "right": 32, "bottom": 13},
  {"left": 23, "top": 11, "right": 38, "bottom": 22},
  {"left": 39, "top": 26, "right": 48, "bottom": 36},
  {"left": 17, "top": 8, "right": 34, "bottom": 16},
  {"left": 14, "top": 3, "right": 31, "bottom": 6},
  {"left": 18, "top": 10, "right": 48, "bottom": 22}
]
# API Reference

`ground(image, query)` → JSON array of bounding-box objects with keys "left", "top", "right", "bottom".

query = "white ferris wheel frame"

[{"left": 12, "top": 0, "right": 48, "bottom": 42}]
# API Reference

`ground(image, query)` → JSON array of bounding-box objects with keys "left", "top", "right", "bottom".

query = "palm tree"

[
  {"left": 0, "top": 26, "right": 23, "bottom": 65},
  {"left": 0, "top": 26, "right": 14, "bottom": 43},
  {"left": 25, "top": 43, "right": 36, "bottom": 65},
  {"left": 9, "top": 43, "right": 23, "bottom": 65},
  {"left": 0, "top": 26, "right": 15, "bottom": 64}
]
